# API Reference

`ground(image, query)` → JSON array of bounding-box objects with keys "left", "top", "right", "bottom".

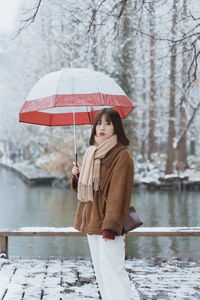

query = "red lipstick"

[{"left": 99, "top": 132, "right": 105, "bottom": 136}]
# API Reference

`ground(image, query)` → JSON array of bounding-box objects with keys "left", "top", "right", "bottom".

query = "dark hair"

[{"left": 89, "top": 108, "right": 130, "bottom": 146}]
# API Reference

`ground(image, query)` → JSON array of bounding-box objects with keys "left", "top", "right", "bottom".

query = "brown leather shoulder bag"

[
  {"left": 122, "top": 206, "right": 143, "bottom": 233},
  {"left": 100, "top": 189, "right": 143, "bottom": 233}
]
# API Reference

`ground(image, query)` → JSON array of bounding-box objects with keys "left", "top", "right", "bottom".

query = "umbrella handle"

[{"left": 75, "top": 153, "right": 78, "bottom": 167}]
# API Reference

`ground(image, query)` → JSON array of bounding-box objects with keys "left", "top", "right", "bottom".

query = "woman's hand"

[
  {"left": 72, "top": 162, "right": 80, "bottom": 176},
  {"left": 102, "top": 229, "right": 117, "bottom": 241}
]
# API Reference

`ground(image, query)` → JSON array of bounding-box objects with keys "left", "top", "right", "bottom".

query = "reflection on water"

[{"left": 0, "top": 167, "right": 199, "bottom": 259}]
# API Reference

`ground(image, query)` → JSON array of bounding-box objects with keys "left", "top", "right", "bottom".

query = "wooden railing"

[{"left": 0, "top": 227, "right": 200, "bottom": 259}]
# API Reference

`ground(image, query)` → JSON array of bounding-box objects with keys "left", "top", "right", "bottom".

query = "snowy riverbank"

[
  {"left": 1, "top": 156, "right": 200, "bottom": 189},
  {"left": 0, "top": 159, "right": 68, "bottom": 187},
  {"left": 0, "top": 257, "right": 199, "bottom": 299}
]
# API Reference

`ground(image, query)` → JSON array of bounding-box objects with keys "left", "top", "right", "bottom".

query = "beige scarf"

[{"left": 77, "top": 134, "right": 117, "bottom": 202}]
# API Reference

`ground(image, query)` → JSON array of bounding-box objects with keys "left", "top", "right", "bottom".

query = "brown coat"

[{"left": 71, "top": 143, "right": 134, "bottom": 235}]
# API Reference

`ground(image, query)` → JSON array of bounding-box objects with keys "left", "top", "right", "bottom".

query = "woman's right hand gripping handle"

[
  {"left": 71, "top": 162, "right": 80, "bottom": 191},
  {"left": 72, "top": 162, "right": 80, "bottom": 178}
]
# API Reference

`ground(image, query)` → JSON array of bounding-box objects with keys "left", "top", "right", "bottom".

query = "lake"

[{"left": 0, "top": 166, "right": 199, "bottom": 259}]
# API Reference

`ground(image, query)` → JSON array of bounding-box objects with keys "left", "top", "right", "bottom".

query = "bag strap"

[{"left": 98, "top": 188, "right": 107, "bottom": 203}]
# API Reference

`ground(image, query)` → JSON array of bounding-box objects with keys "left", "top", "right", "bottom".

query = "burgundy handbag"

[
  {"left": 123, "top": 206, "right": 143, "bottom": 233},
  {"left": 100, "top": 188, "right": 143, "bottom": 233}
]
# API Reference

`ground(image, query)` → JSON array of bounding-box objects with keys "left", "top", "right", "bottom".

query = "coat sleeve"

[{"left": 101, "top": 152, "right": 134, "bottom": 235}]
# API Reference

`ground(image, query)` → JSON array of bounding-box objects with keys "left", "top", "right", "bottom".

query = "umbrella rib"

[
  {"left": 96, "top": 74, "right": 104, "bottom": 106},
  {"left": 54, "top": 69, "right": 65, "bottom": 108}
]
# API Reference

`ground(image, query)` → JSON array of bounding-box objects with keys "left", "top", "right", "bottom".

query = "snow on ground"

[
  {"left": 0, "top": 257, "right": 199, "bottom": 299},
  {"left": 137, "top": 155, "right": 200, "bottom": 182}
]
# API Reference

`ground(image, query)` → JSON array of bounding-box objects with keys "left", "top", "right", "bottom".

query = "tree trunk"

[
  {"left": 141, "top": 47, "right": 147, "bottom": 160},
  {"left": 115, "top": 4, "right": 138, "bottom": 154},
  {"left": 165, "top": 0, "right": 178, "bottom": 174},
  {"left": 190, "top": 139, "right": 196, "bottom": 155},
  {"left": 90, "top": 4, "right": 98, "bottom": 71},
  {"left": 148, "top": 3, "right": 156, "bottom": 161},
  {"left": 176, "top": 0, "right": 189, "bottom": 171},
  {"left": 141, "top": 75, "right": 147, "bottom": 160}
]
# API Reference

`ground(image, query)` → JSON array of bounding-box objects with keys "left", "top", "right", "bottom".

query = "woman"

[{"left": 71, "top": 108, "right": 134, "bottom": 300}]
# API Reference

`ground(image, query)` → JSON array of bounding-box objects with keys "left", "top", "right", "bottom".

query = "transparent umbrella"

[{"left": 19, "top": 68, "right": 135, "bottom": 164}]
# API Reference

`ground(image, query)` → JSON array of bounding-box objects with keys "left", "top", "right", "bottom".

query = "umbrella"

[{"left": 19, "top": 68, "right": 135, "bottom": 164}]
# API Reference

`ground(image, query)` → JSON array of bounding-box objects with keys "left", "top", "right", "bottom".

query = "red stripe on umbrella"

[{"left": 20, "top": 93, "right": 134, "bottom": 126}]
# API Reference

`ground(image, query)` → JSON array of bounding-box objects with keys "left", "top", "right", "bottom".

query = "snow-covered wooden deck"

[{"left": 0, "top": 257, "right": 199, "bottom": 300}]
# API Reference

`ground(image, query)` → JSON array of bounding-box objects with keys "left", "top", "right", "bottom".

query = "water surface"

[{"left": 0, "top": 167, "right": 199, "bottom": 259}]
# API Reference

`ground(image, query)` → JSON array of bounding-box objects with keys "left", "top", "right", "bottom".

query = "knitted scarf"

[{"left": 77, "top": 134, "right": 117, "bottom": 202}]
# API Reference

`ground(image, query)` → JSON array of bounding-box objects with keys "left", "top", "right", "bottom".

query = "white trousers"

[{"left": 87, "top": 234, "right": 131, "bottom": 300}]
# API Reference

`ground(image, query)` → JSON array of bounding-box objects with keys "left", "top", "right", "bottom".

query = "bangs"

[
  {"left": 96, "top": 110, "right": 112, "bottom": 123},
  {"left": 104, "top": 112, "right": 112, "bottom": 122}
]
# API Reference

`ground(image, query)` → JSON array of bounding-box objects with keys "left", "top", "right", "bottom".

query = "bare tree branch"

[
  {"left": 175, "top": 100, "right": 200, "bottom": 148},
  {"left": 17, "top": 0, "right": 42, "bottom": 33},
  {"left": 11, "top": 0, "right": 200, "bottom": 113}
]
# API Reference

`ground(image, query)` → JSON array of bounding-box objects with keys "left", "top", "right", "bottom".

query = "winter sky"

[{"left": 0, "top": 0, "right": 22, "bottom": 32}]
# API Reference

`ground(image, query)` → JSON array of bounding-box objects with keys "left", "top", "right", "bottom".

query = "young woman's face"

[{"left": 96, "top": 114, "right": 114, "bottom": 140}]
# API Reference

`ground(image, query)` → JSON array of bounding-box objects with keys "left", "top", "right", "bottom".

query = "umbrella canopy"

[{"left": 19, "top": 68, "right": 135, "bottom": 126}]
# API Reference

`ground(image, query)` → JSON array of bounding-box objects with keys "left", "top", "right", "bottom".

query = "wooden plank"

[
  {"left": 61, "top": 259, "right": 81, "bottom": 287},
  {"left": 0, "top": 227, "right": 200, "bottom": 237},
  {"left": 0, "top": 237, "right": 8, "bottom": 258},
  {"left": 0, "top": 231, "right": 85, "bottom": 237},
  {"left": 0, "top": 262, "right": 17, "bottom": 299},
  {"left": 127, "top": 227, "right": 200, "bottom": 237},
  {"left": 1, "top": 258, "right": 45, "bottom": 300},
  {"left": 0, "top": 227, "right": 85, "bottom": 237},
  {"left": 21, "top": 259, "right": 47, "bottom": 300},
  {"left": 71, "top": 259, "right": 99, "bottom": 299},
  {"left": 41, "top": 260, "right": 62, "bottom": 300}
]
